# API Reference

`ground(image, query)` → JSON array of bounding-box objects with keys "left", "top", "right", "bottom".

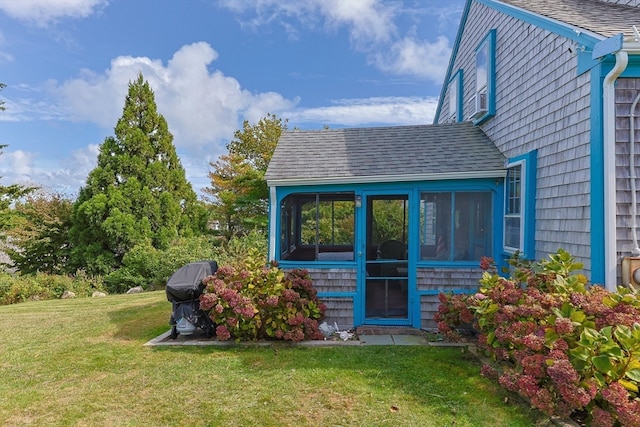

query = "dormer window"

[
  {"left": 469, "top": 29, "right": 496, "bottom": 123},
  {"left": 447, "top": 70, "right": 463, "bottom": 123}
]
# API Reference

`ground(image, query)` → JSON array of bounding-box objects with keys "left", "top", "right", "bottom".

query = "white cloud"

[
  {"left": 287, "top": 96, "right": 439, "bottom": 127},
  {"left": 0, "top": 31, "right": 13, "bottom": 63},
  {"left": 0, "top": 145, "right": 99, "bottom": 196},
  {"left": 2, "top": 150, "right": 34, "bottom": 177},
  {"left": 220, "top": 0, "right": 396, "bottom": 46},
  {"left": 51, "top": 42, "right": 298, "bottom": 150},
  {"left": 219, "top": 0, "right": 454, "bottom": 81},
  {"left": 0, "top": 0, "right": 107, "bottom": 27},
  {"left": 373, "top": 35, "right": 451, "bottom": 83}
]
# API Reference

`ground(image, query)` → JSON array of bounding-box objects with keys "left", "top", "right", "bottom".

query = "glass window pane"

[
  {"left": 449, "top": 79, "right": 457, "bottom": 119},
  {"left": 419, "top": 193, "right": 451, "bottom": 260},
  {"left": 505, "top": 164, "right": 522, "bottom": 251},
  {"left": 454, "top": 192, "right": 492, "bottom": 261},
  {"left": 476, "top": 43, "right": 488, "bottom": 92},
  {"left": 420, "top": 192, "right": 492, "bottom": 261},
  {"left": 282, "top": 193, "right": 355, "bottom": 261},
  {"left": 505, "top": 216, "right": 521, "bottom": 249},
  {"left": 507, "top": 165, "right": 522, "bottom": 215}
]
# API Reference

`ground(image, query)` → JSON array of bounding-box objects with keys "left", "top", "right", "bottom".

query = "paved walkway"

[{"left": 144, "top": 329, "right": 469, "bottom": 348}]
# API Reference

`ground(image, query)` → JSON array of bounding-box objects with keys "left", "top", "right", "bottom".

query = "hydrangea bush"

[
  {"left": 435, "top": 250, "right": 640, "bottom": 426},
  {"left": 199, "top": 249, "right": 326, "bottom": 342}
]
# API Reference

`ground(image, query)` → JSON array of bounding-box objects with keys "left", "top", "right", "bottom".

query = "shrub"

[
  {"left": 0, "top": 270, "right": 105, "bottom": 305},
  {"left": 214, "top": 229, "right": 268, "bottom": 269},
  {"left": 199, "top": 249, "right": 325, "bottom": 342},
  {"left": 436, "top": 250, "right": 640, "bottom": 424},
  {"left": 104, "top": 235, "right": 223, "bottom": 293}
]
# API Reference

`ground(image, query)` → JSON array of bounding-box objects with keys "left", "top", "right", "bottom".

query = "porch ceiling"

[{"left": 265, "top": 122, "right": 506, "bottom": 187}]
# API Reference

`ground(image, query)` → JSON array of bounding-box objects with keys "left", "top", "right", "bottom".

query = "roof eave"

[{"left": 267, "top": 169, "right": 507, "bottom": 187}]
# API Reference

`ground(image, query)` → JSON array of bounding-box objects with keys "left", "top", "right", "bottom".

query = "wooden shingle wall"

[
  {"left": 442, "top": 3, "right": 593, "bottom": 274},
  {"left": 305, "top": 268, "right": 357, "bottom": 294},
  {"left": 417, "top": 267, "right": 482, "bottom": 329},
  {"left": 293, "top": 268, "right": 356, "bottom": 330},
  {"left": 318, "top": 297, "right": 355, "bottom": 331},
  {"left": 614, "top": 78, "right": 640, "bottom": 279},
  {"left": 603, "top": 0, "right": 640, "bottom": 6},
  {"left": 416, "top": 268, "right": 482, "bottom": 292}
]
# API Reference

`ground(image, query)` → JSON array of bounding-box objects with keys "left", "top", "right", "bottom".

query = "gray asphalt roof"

[
  {"left": 501, "top": 0, "right": 640, "bottom": 38},
  {"left": 265, "top": 122, "right": 506, "bottom": 186}
]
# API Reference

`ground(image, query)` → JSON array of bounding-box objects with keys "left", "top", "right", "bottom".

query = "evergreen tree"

[{"left": 69, "top": 73, "right": 201, "bottom": 275}]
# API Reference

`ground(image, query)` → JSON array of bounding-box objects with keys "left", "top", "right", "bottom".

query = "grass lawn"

[{"left": 0, "top": 291, "right": 552, "bottom": 426}]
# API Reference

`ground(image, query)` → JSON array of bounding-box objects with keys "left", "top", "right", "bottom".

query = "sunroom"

[{"left": 265, "top": 122, "right": 507, "bottom": 330}]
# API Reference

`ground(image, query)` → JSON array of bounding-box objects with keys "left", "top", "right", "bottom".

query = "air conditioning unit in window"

[{"left": 468, "top": 91, "right": 488, "bottom": 120}]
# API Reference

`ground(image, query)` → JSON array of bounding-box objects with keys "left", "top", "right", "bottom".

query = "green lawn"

[{"left": 0, "top": 292, "right": 552, "bottom": 426}]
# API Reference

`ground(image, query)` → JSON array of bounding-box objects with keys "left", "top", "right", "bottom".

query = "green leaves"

[
  {"left": 69, "top": 73, "right": 201, "bottom": 275},
  {"left": 201, "top": 251, "right": 325, "bottom": 342},
  {"left": 437, "top": 249, "right": 640, "bottom": 420},
  {"left": 205, "top": 114, "right": 287, "bottom": 238}
]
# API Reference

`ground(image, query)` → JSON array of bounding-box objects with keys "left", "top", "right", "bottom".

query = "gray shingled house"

[{"left": 265, "top": 0, "right": 640, "bottom": 330}]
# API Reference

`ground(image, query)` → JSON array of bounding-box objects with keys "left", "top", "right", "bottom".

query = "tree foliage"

[
  {"left": 69, "top": 73, "right": 203, "bottom": 275},
  {"left": 1, "top": 84, "right": 37, "bottom": 249},
  {"left": 0, "top": 82, "right": 5, "bottom": 111},
  {"left": 205, "top": 114, "right": 287, "bottom": 238},
  {"left": 3, "top": 192, "right": 73, "bottom": 274}
]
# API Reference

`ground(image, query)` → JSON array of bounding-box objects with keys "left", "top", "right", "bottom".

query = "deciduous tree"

[
  {"left": 205, "top": 114, "right": 287, "bottom": 238},
  {"left": 4, "top": 192, "right": 72, "bottom": 274}
]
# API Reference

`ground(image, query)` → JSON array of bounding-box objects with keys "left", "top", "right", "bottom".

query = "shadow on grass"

[{"left": 107, "top": 296, "right": 170, "bottom": 341}]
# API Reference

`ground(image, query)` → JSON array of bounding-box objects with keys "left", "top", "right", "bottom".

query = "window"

[
  {"left": 470, "top": 30, "right": 496, "bottom": 122},
  {"left": 280, "top": 192, "right": 355, "bottom": 261},
  {"left": 504, "top": 151, "right": 537, "bottom": 257},
  {"left": 476, "top": 45, "right": 488, "bottom": 95},
  {"left": 504, "top": 164, "right": 522, "bottom": 251},
  {"left": 447, "top": 70, "right": 462, "bottom": 123},
  {"left": 419, "top": 192, "right": 492, "bottom": 261}
]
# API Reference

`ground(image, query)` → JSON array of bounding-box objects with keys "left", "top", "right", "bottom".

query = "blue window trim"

[
  {"left": 503, "top": 150, "right": 537, "bottom": 259},
  {"left": 472, "top": 29, "right": 496, "bottom": 124},
  {"left": 447, "top": 70, "right": 464, "bottom": 122},
  {"left": 272, "top": 180, "right": 503, "bottom": 268},
  {"left": 415, "top": 179, "right": 502, "bottom": 268}
]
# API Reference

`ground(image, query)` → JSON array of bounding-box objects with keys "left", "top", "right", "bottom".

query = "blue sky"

[{"left": 0, "top": 0, "right": 465, "bottom": 197}]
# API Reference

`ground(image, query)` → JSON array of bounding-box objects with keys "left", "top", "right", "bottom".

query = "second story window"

[
  {"left": 447, "top": 70, "right": 462, "bottom": 123},
  {"left": 469, "top": 29, "right": 496, "bottom": 123}
]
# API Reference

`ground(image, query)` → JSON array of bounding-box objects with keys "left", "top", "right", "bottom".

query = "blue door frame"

[{"left": 356, "top": 190, "right": 418, "bottom": 327}]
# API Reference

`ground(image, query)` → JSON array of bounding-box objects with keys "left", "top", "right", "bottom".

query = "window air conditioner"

[{"left": 468, "top": 91, "right": 488, "bottom": 120}]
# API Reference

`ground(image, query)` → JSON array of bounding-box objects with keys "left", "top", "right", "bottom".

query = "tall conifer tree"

[{"left": 69, "top": 74, "right": 201, "bottom": 275}]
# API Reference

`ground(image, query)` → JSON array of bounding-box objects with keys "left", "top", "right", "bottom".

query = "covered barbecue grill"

[{"left": 166, "top": 260, "right": 217, "bottom": 339}]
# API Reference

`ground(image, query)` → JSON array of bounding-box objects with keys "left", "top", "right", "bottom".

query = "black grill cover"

[{"left": 165, "top": 261, "right": 218, "bottom": 302}]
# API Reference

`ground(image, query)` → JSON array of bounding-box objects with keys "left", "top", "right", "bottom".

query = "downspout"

[
  {"left": 603, "top": 50, "right": 628, "bottom": 291},
  {"left": 629, "top": 93, "right": 640, "bottom": 256}
]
